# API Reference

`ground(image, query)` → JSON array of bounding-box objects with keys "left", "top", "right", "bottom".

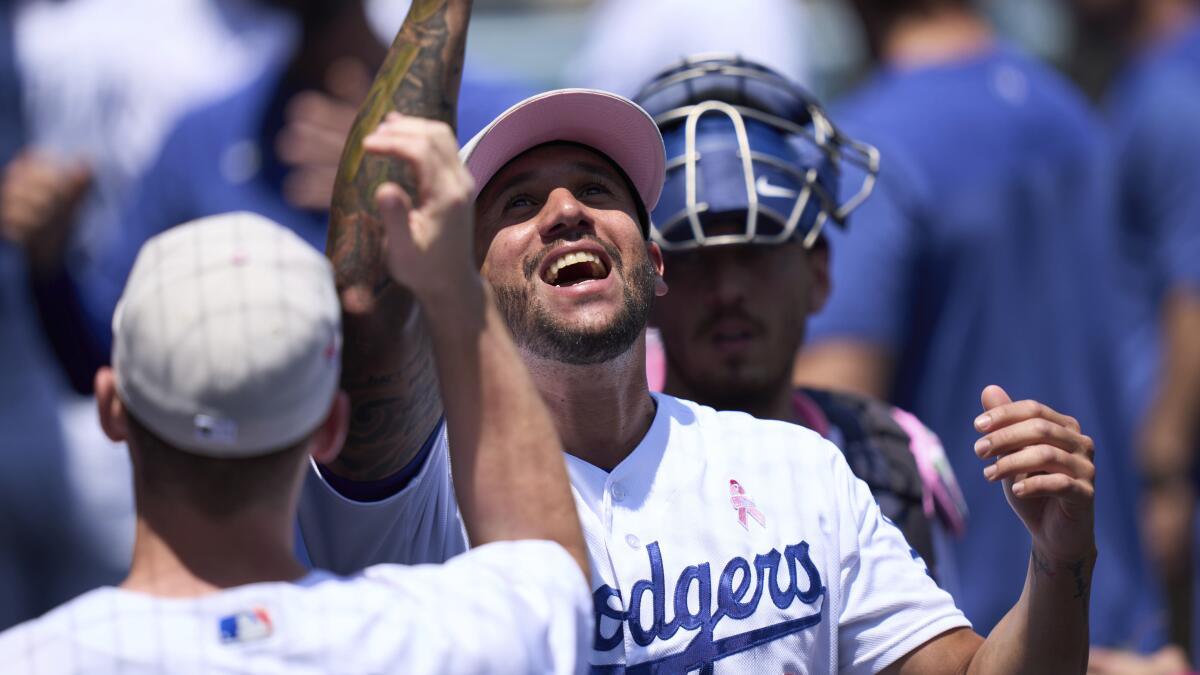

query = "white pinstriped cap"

[{"left": 112, "top": 212, "right": 342, "bottom": 457}]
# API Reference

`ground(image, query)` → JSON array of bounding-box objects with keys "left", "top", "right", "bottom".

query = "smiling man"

[{"left": 298, "top": 1, "right": 1101, "bottom": 673}]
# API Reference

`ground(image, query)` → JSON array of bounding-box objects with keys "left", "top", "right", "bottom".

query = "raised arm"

[
  {"left": 324, "top": 0, "right": 472, "bottom": 481},
  {"left": 885, "top": 386, "right": 1096, "bottom": 675},
  {"left": 365, "top": 113, "right": 587, "bottom": 575}
]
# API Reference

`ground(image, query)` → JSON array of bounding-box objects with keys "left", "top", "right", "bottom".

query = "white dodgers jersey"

[
  {"left": 300, "top": 393, "right": 970, "bottom": 674},
  {"left": 0, "top": 541, "right": 589, "bottom": 674}
]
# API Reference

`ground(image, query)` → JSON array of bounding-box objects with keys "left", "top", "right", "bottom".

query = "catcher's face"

[
  {"left": 653, "top": 215, "right": 830, "bottom": 408},
  {"left": 473, "top": 143, "right": 666, "bottom": 365}
]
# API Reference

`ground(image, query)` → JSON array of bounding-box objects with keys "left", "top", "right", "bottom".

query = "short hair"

[
  {"left": 126, "top": 414, "right": 310, "bottom": 519},
  {"left": 850, "top": 0, "right": 973, "bottom": 59}
]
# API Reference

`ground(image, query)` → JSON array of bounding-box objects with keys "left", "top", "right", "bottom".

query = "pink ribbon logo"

[{"left": 729, "top": 480, "right": 766, "bottom": 530}]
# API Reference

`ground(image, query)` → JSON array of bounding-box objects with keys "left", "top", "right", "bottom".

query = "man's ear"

[
  {"left": 310, "top": 391, "right": 350, "bottom": 465},
  {"left": 807, "top": 244, "right": 831, "bottom": 315},
  {"left": 648, "top": 242, "right": 669, "bottom": 297},
  {"left": 94, "top": 367, "right": 129, "bottom": 443}
]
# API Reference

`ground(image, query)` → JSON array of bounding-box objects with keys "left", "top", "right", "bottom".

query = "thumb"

[
  {"left": 375, "top": 182, "right": 412, "bottom": 229},
  {"left": 980, "top": 384, "right": 1012, "bottom": 412},
  {"left": 376, "top": 182, "right": 414, "bottom": 263}
]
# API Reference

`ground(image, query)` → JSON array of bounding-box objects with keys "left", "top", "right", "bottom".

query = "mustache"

[
  {"left": 523, "top": 235, "right": 624, "bottom": 281},
  {"left": 695, "top": 305, "right": 765, "bottom": 339}
]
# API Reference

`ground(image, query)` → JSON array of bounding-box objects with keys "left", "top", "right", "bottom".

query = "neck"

[
  {"left": 288, "top": 2, "right": 384, "bottom": 87},
  {"left": 524, "top": 336, "right": 658, "bottom": 471},
  {"left": 1137, "top": 0, "right": 1199, "bottom": 48},
  {"left": 122, "top": 499, "right": 305, "bottom": 598},
  {"left": 882, "top": 8, "right": 994, "bottom": 69},
  {"left": 663, "top": 368, "right": 800, "bottom": 426}
]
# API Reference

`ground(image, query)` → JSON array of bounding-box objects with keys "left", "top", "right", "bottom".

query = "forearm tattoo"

[{"left": 326, "top": 0, "right": 472, "bottom": 480}]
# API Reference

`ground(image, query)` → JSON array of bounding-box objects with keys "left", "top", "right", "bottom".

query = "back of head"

[
  {"left": 112, "top": 212, "right": 342, "bottom": 515},
  {"left": 633, "top": 55, "right": 878, "bottom": 252},
  {"left": 849, "top": 0, "right": 974, "bottom": 58}
]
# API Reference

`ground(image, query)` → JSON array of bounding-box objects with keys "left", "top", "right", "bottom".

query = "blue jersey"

[
  {"left": 809, "top": 44, "right": 1161, "bottom": 647},
  {"left": 1107, "top": 19, "right": 1200, "bottom": 411},
  {"left": 50, "top": 59, "right": 534, "bottom": 376},
  {"left": 1110, "top": 19, "right": 1200, "bottom": 301}
]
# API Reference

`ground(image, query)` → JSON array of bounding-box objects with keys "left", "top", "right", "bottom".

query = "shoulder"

[
  {"left": 655, "top": 393, "right": 845, "bottom": 469},
  {"left": 0, "top": 588, "right": 120, "bottom": 671}
]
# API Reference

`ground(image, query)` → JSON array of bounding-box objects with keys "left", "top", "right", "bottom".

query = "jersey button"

[
  {"left": 625, "top": 534, "right": 640, "bottom": 548},
  {"left": 610, "top": 482, "right": 627, "bottom": 502}
]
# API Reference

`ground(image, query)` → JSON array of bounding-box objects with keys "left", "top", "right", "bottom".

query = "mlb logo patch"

[{"left": 219, "top": 608, "right": 273, "bottom": 644}]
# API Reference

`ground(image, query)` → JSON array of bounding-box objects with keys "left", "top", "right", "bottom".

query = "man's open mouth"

[{"left": 541, "top": 249, "right": 611, "bottom": 287}]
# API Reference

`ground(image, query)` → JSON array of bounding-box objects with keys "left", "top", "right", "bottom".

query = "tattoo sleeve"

[{"left": 325, "top": 0, "right": 472, "bottom": 481}]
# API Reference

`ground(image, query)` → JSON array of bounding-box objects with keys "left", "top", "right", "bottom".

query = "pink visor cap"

[{"left": 460, "top": 88, "right": 666, "bottom": 213}]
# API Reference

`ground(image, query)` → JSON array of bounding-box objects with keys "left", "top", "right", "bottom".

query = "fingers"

[
  {"left": 983, "top": 443, "right": 1095, "bottom": 484},
  {"left": 979, "top": 383, "right": 1012, "bottom": 411},
  {"left": 324, "top": 57, "right": 371, "bottom": 103},
  {"left": 1008, "top": 472, "right": 1093, "bottom": 503},
  {"left": 975, "top": 394, "right": 1082, "bottom": 435},
  {"left": 375, "top": 181, "right": 413, "bottom": 228},
  {"left": 279, "top": 92, "right": 358, "bottom": 165},
  {"left": 362, "top": 114, "right": 471, "bottom": 203},
  {"left": 282, "top": 167, "right": 338, "bottom": 211},
  {"left": 1, "top": 152, "right": 91, "bottom": 241},
  {"left": 975, "top": 416, "right": 1094, "bottom": 459}
]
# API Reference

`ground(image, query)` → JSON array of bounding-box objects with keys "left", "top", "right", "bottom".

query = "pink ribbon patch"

[{"left": 729, "top": 480, "right": 766, "bottom": 530}]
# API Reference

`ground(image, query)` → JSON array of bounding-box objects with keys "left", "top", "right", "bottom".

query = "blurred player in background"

[
  {"left": 300, "top": 1, "right": 1103, "bottom": 672},
  {"left": 9, "top": 0, "right": 534, "bottom": 395},
  {"left": 0, "top": 210, "right": 591, "bottom": 673},
  {"left": 634, "top": 55, "right": 968, "bottom": 588},
  {"left": 793, "top": 0, "right": 1162, "bottom": 649},
  {"left": 565, "top": 0, "right": 809, "bottom": 97},
  {"left": 1068, "top": 0, "right": 1200, "bottom": 657}
]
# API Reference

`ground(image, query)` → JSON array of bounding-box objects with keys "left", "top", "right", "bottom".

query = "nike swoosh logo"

[{"left": 755, "top": 175, "right": 798, "bottom": 199}]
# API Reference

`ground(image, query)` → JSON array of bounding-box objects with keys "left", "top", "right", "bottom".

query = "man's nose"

[
  {"left": 537, "top": 187, "right": 593, "bottom": 241},
  {"left": 707, "top": 255, "right": 750, "bottom": 307}
]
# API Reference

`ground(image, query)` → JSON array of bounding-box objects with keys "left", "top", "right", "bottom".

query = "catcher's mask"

[{"left": 634, "top": 54, "right": 879, "bottom": 251}]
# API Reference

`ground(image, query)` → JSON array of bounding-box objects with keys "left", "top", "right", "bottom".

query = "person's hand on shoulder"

[{"left": 973, "top": 385, "right": 1097, "bottom": 569}]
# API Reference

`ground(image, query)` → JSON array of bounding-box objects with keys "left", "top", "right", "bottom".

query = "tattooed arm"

[{"left": 324, "top": 0, "right": 472, "bottom": 481}]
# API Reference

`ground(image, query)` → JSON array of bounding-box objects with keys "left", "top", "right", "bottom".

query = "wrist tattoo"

[{"left": 1031, "top": 549, "right": 1094, "bottom": 602}]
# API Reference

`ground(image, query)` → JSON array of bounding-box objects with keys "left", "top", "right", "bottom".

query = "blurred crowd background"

[{"left": 1, "top": 0, "right": 1197, "bottom": 671}]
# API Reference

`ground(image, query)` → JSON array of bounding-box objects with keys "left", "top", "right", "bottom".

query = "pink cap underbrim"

[{"left": 460, "top": 88, "right": 665, "bottom": 211}]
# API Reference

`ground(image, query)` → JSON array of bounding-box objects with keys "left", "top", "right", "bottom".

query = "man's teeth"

[{"left": 545, "top": 251, "right": 605, "bottom": 285}]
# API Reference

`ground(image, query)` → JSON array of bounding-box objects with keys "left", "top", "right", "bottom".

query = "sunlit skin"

[
  {"left": 474, "top": 143, "right": 666, "bottom": 353},
  {"left": 469, "top": 142, "right": 668, "bottom": 469},
  {"left": 652, "top": 216, "right": 829, "bottom": 422}
]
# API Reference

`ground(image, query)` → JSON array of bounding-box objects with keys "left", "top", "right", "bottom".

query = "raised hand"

[
  {"left": 974, "top": 385, "right": 1096, "bottom": 569},
  {"left": 0, "top": 150, "right": 91, "bottom": 272},
  {"left": 277, "top": 58, "right": 371, "bottom": 211},
  {"left": 364, "top": 113, "right": 476, "bottom": 301}
]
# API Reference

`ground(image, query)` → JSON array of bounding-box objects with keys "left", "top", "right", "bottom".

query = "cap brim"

[{"left": 460, "top": 89, "right": 665, "bottom": 211}]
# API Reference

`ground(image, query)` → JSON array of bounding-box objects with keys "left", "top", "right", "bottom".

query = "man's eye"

[
  {"left": 580, "top": 184, "right": 611, "bottom": 197},
  {"left": 506, "top": 195, "right": 535, "bottom": 210}
]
